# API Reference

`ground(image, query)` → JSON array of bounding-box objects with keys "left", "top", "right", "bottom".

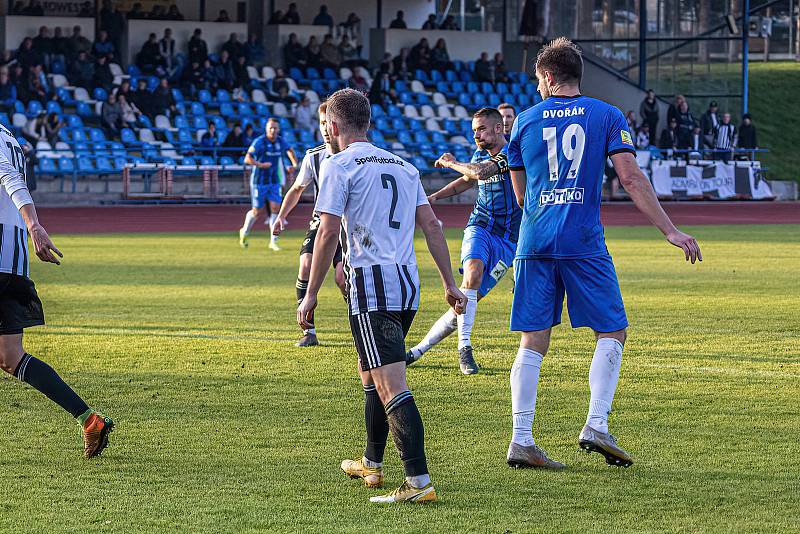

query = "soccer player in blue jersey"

[
  {"left": 239, "top": 118, "right": 298, "bottom": 251},
  {"left": 505, "top": 38, "right": 702, "bottom": 469},
  {"left": 407, "top": 108, "right": 522, "bottom": 375}
]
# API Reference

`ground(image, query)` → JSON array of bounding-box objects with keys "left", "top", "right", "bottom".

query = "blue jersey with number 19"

[{"left": 507, "top": 95, "right": 635, "bottom": 259}]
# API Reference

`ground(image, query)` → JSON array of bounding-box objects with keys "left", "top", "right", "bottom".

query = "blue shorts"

[
  {"left": 510, "top": 255, "right": 628, "bottom": 333},
  {"left": 251, "top": 183, "right": 282, "bottom": 209},
  {"left": 460, "top": 225, "right": 516, "bottom": 297}
]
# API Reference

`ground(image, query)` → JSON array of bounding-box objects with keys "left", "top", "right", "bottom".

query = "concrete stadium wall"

[
  {"left": 0, "top": 16, "right": 95, "bottom": 52},
  {"left": 370, "top": 28, "right": 502, "bottom": 65},
  {"left": 124, "top": 20, "right": 248, "bottom": 66}
]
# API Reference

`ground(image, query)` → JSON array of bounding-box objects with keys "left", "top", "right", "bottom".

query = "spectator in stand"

[
  {"left": 242, "top": 123, "right": 255, "bottom": 146},
  {"left": 635, "top": 124, "right": 651, "bottom": 149},
  {"left": 284, "top": 33, "right": 307, "bottom": 69},
  {"left": 700, "top": 100, "right": 719, "bottom": 145},
  {"left": 77, "top": 1, "right": 92, "bottom": 17},
  {"left": 390, "top": 10, "right": 407, "bottom": 29},
  {"left": 67, "top": 25, "right": 92, "bottom": 61},
  {"left": 23, "top": 113, "right": 47, "bottom": 144},
  {"left": 150, "top": 5, "right": 167, "bottom": 19},
  {"left": 409, "top": 38, "right": 431, "bottom": 71},
  {"left": 474, "top": 52, "right": 493, "bottom": 83},
  {"left": 687, "top": 125, "right": 706, "bottom": 158},
  {"left": 639, "top": 89, "right": 659, "bottom": 146},
  {"left": 339, "top": 13, "right": 361, "bottom": 40},
  {"left": 233, "top": 55, "right": 250, "bottom": 89},
  {"left": 369, "top": 71, "right": 396, "bottom": 107},
  {"left": 16, "top": 38, "right": 42, "bottom": 71},
  {"left": 440, "top": 15, "right": 459, "bottom": 30},
  {"left": 188, "top": 29, "right": 209, "bottom": 65},
  {"left": 93, "top": 55, "right": 114, "bottom": 92},
  {"left": 159, "top": 28, "right": 176, "bottom": 73},
  {"left": 51, "top": 27, "right": 67, "bottom": 66},
  {"left": 44, "top": 112, "right": 63, "bottom": 145},
  {"left": 0, "top": 68, "right": 17, "bottom": 109},
  {"left": 281, "top": 3, "right": 301, "bottom": 24},
  {"left": 118, "top": 94, "right": 142, "bottom": 127},
  {"left": 267, "top": 68, "right": 297, "bottom": 105},
  {"left": 115, "top": 79, "right": 133, "bottom": 101},
  {"left": 11, "top": 65, "right": 29, "bottom": 104},
  {"left": 200, "top": 122, "right": 219, "bottom": 156},
  {"left": 624, "top": 110, "right": 637, "bottom": 134},
  {"left": 215, "top": 9, "right": 231, "bottom": 22},
  {"left": 166, "top": 5, "right": 184, "bottom": 20},
  {"left": 245, "top": 34, "right": 265, "bottom": 65},
  {"left": 305, "top": 36, "right": 322, "bottom": 68},
  {"left": 26, "top": 65, "right": 49, "bottom": 103},
  {"left": 738, "top": 114, "right": 757, "bottom": 150},
  {"left": 222, "top": 33, "right": 244, "bottom": 60},
  {"left": 378, "top": 52, "right": 393, "bottom": 75},
  {"left": 294, "top": 95, "right": 315, "bottom": 132},
  {"left": 667, "top": 94, "right": 685, "bottom": 126},
  {"left": 392, "top": 48, "right": 411, "bottom": 80},
  {"left": 181, "top": 61, "right": 204, "bottom": 96},
  {"left": 493, "top": 52, "right": 510, "bottom": 83},
  {"left": 320, "top": 34, "right": 341, "bottom": 68},
  {"left": 99, "top": 0, "right": 126, "bottom": 54},
  {"left": 69, "top": 51, "right": 94, "bottom": 89},
  {"left": 422, "top": 14, "right": 438, "bottom": 29},
  {"left": 203, "top": 59, "right": 218, "bottom": 90},
  {"left": 339, "top": 35, "right": 366, "bottom": 68},
  {"left": 127, "top": 2, "right": 146, "bottom": 19},
  {"left": 659, "top": 117, "right": 679, "bottom": 150},
  {"left": 713, "top": 113, "right": 737, "bottom": 162},
  {"left": 431, "top": 39, "right": 452, "bottom": 72},
  {"left": 151, "top": 78, "right": 176, "bottom": 117},
  {"left": 21, "top": 0, "right": 44, "bottom": 16},
  {"left": 675, "top": 100, "right": 696, "bottom": 149},
  {"left": 224, "top": 122, "right": 245, "bottom": 149},
  {"left": 93, "top": 30, "right": 116, "bottom": 61},
  {"left": 101, "top": 91, "right": 122, "bottom": 134},
  {"left": 131, "top": 78, "right": 153, "bottom": 118},
  {"left": 136, "top": 33, "right": 162, "bottom": 74},
  {"left": 0, "top": 52, "right": 15, "bottom": 70},
  {"left": 214, "top": 50, "right": 235, "bottom": 91},
  {"left": 31, "top": 27, "right": 52, "bottom": 70},
  {"left": 312, "top": 5, "right": 334, "bottom": 29},
  {"left": 349, "top": 71, "right": 369, "bottom": 93},
  {"left": 268, "top": 10, "right": 284, "bottom": 24}
]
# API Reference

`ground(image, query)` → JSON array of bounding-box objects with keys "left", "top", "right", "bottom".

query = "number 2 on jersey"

[
  {"left": 381, "top": 173, "right": 401, "bottom": 229},
  {"left": 542, "top": 124, "right": 585, "bottom": 181}
]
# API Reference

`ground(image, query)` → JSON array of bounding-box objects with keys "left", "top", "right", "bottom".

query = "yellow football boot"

[
  {"left": 369, "top": 481, "right": 437, "bottom": 504},
  {"left": 340, "top": 457, "right": 384, "bottom": 488}
]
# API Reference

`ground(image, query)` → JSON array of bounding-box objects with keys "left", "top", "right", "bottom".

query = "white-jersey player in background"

[
  {"left": 0, "top": 123, "right": 113, "bottom": 458},
  {"left": 273, "top": 101, "right": 346, "bottom": 347},
  {"left": 297, "top": 89, "right": 466, "bottom": 504}
]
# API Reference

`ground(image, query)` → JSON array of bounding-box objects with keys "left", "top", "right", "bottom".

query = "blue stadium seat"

[
  {"left": 58, "top": 157, "right": 74, "bottom": 172},
  {"left": 198, "top": 156, "right": 214, "bottom": 166},
  {"left": 510, "top": 83, "right": 523, "bottom": 95},
  {"left": 51, "top": 58, "right": 66, "bottom": 74},
  {"left": 459, "top": 70, "right": 472, "bottom": 82},
  {"left": 127, "top": 64, "right": 141, "bottom": 76},
  {"left": 96, "top": 156, "right": 113, "bottom": 172},
  {"left": 452, "top": 81, "right": 465, "bottom": 95},
  {"left": 237, "top": 102, "right": 253, "bottom": 116},
  {"left": 121, "top": 128, "right": 137, "bottom": 145},
  {"left": 453, "top": 60, "right": 465, "bottom": 71},
  {"left": 72, "top": 141, "right": 90, "bottom": 155},
  {"left": 178, "top": 129, "right": 193, "bottom": 144},
  {"left": 76, "top": 102, "right": 94, "bottom": 117},
  {"left": 193, "top": 117, "right": 208, "bottom": 130},
  {"left": 415, "top": 93, "right": 431, "bottom": 105},
  {"left": 480, "top": 82, "right": 493, "bottom": 95},
  {"left": 414, "top": 70, "right": 428, "bottom": 84},
  {"left": 56, "top": 87, "right": 73, "bottom": 105},
  {"left": 411, "top": 156, "right": 428, "bottom": 170},
  {"left": 370, "top": 130, "right": 385, "bottom": 143},
  {"left": 39, "top": 158, "right": 57, "bottom": 173},
  {"left": 458, "top": 93, "right": 472, "bottom": 107},
  {"left": 413, "top": 131, "right": 429, "bottom": 144},
  {"left": 407, "top": 118, "right": 423, "bottom": 132},
  {"left": 371, "top": 104, "right": 385, "bottom": 119},
  {"left": 174, "top": 115, "right": 189, "bottom": 129},
  {"left": 198, "top": 90, "right": 213, "bottom": 105},
  {"left": 496, "top": 82, "right": 509, "bottom": 95},
  {"left": 13, "top": 100, "right": 24, "bottom": 114},
  {"left": 397, "top": 131, "right": 413, "bottom": 145},
  {"left": 473, "top": 93, "right": 488, "bottom": 108},
  {"left": 139, "top": 115, "right": 153, "bottom": 128},
  {"left": 386, "top": 104, "right": 401, "bottom": 118},
  {"left": 501, "top": 93, "right": 516, "bottom": 106},
  {"left": 219, "top": 102, "right": 235, "bottom": 117},
  {"left": 219, "top": 156, "right": 234, "bottom": 166},
  {"left": 190, "top": 101, "right": 206, "bottom": 116},
  {"left": 431, "top": 132, "right": 446, "bottom": 144},
  {"left": 93, "top": 88, "right": 108, "bottom": 101},
  {"left": 71, "top": 129, "right": 87, "bottom": 142},
  {"left": 435, "top": 81, "right": 449, "bottom": 96},
  {"left": 278, "top": 117, "right": 292, "bottom": 131},
  {"left": 110, "top": 142, "right": 125, "bottom": 156},
  {"left": 445, "top": 70, "right": 457, "bottom": 82},
  {"left": 395, "top": 80, "right": 408, "bottom": 93},
  {"left": 398, "top": 92, "right": 413, "bottom": 105},
  {"left": 46, "top": 101, "right": 63, "bottom": 115},
  {"left": 172, "top": 88, "right": 184, "bottom": 103},
  {"left": 306, "top": 67, "right": 320, "bottom": 80},
  {"left": 390, "top": 117, "right": 405, "bottom": 133},
  {"left": 282, "top": 130, "right": 297, "bottom": 143},
  {"left": 374, "top": 116, "right": 391, "bottom": 134},
  {"left": 488, "top": 93, "right": 501, "bottom": 107},
  {"left": 525, "top": 83, "right": 538, "bottom": 96},
  {"left": 210, "top": 116, "right": 227, "bottom": 130},
  {"left": 90, "top": 128, "right": 106, "bottom": 142},
  {"left": 26, "top": 100, "right": 42, "bottom": 118},
  {"left": 298, "top": 129, "right": 314, "bottom": 144},
  {"left": 147, "top": 76, "right": 159, "bottom": 91},
  {"left": 254, "top": 103, "right": 269, "bottom": 116},
  {"left": 113, "top": 157, "right": 127, "bottom": 170},
  {"left": 181, "top": 156, "right": 196, "bottom": 166},
  {"left": 322, "top": 68, "right": 337, "bottom": 80},
  {"left": 289, "top": 67, "right": 304, "bottom": 81},
  {"left": 0, "top": 112, "right": 8, "bottom": 125},
  {"left": 65, "top": 115, "right": 83, "bottom": 128},
  {"left": 442, "top": 119, "right": 458, "bottom": 132},
  {"left": 217, "top": 89, "right": 231, "bottom": 102},
  {"left": 517, "top": 94, "right": 531, "bottom": 109}
]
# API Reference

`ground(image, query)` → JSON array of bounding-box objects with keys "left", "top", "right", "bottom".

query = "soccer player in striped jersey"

[
  {"left": 406, "top": 108, "right": 522, "bottom": 375},
  {"left": 239, "top": 118, "right": 298, "bottom": 251},
  {"left": 273, "top": 101, "right": 347, "bottom": 347},
  {"left": 0, "top": 123, "right": 113, "bottom": 458},
  {"left": 297, "top": 89, "right": 466, "bottom": 504}
]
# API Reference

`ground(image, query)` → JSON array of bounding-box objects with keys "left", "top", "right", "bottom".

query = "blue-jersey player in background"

[
  {"left": 505, "top": 38, "right": 702, "bottom": 470},
  {"left": 239, "top": 117, "right": 298, "bottom": 251},
  {"left": 407, "top": 108, "right": 522, "bottom": 375}
]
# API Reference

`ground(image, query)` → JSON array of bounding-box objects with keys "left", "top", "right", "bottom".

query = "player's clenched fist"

[
  {"left": 297, "top": 294, "right": 317, "bottom": 330},
  {"left": 434, "top": 153, "right": 456, "bottom": 168},
  {"left": 445, "top": 285, "right": 467, "bottom": 315}
]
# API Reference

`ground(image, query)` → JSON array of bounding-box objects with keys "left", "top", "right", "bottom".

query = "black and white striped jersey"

[
  {"left": 0, "top": 124, "right": 30, "bottom": 277},
  {"left": 293, "top": 144, "right": 329, "bottom": 201},
  {"left": 714, "top": 123, "right": 737, "bottom": 150},
  {"left": 315, "top": 142, "right": 428, "bottom": 315}
]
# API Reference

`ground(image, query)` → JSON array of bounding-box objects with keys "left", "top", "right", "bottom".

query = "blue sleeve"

[
  {"left": 470, "top": 149, "right": 480, "bottom": 163},
  {"left": 507, "top": 116, "right": 523, "bottom": 170},
  {"left": 606, "top": 106, "right": 636, "bottom": 156}
]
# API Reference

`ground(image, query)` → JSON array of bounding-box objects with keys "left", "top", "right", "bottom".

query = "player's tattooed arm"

[
  {"left": 428, "top": 175, "right": 474, "bottom": 203},
  {"left": 435, "top": 152, "right": 500, "bottom": 182}
]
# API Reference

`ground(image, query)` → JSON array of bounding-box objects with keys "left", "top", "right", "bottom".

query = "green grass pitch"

[{"left": 2, "top": 225, "right": 798, "bottom": 532}]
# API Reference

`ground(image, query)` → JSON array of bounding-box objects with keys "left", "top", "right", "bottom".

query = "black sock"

[
  {"left": 14, "top": 354, "right": 90, "bottom": 419},
  {"left": 295, "top": 278, "right": 308, "bottom": 304},
  {"left": 385, "top": 391, "right": 428, "bottom": 477},
  {"left": 363, "top": 384, "right": 388, "bottom": 463}
]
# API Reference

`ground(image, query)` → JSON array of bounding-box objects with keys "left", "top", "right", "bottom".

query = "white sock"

[
  {"left": 406, "top": 473, "right": 431, "bottom": 488},
  {"left": 457, "top": 289, "right": 478, "bottom": 350},
  {"left": 242, "top": 211, "right": 257, "bottom": 235},
  {"left": 510, "top": 347, "right": 543, "bottom": 447},
  {"left": 409, "top": 309, "right": 457, "bottom": 358},
  {"left": 303, "top": 327, "right": 316, "bottom": 335},
  {"left": 363, "top": 457, "right": 382, "bottom": 468},
  {"left": 269, "top": 213, "right": 279, "bottom": 243},
  {"left": 586, "top": 338, "right": 623, "bottom": 434}
]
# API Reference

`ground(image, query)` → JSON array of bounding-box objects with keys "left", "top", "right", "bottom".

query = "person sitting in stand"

[
  {"left": 93, "top": 55, "right": 115, "bottom": 93},
  {"left": 389, "top": 10, "right": 407, "bottom": 29},
  {"left": 320, "top": 34, "right": 341, "bottom": 68},
  {"left": 659, "top": 117, "right": 679, "bottom": 150},
  {"left": 244, "top": 34, "right": 266, "bottom": 65},
  {"left": 215, "top": 9, "right": 231, "bottom": 22},
  {"left": 305, "top": 36, "right": 322, "bottom": 68},
  {"left": 101, "top": 91, "right": 122, "bottom": 135},
  {"left": 283, "top": 33, "right": 306, "bottom": 69},
  {"left": 281, "top": 3, "right": 300, "bottom": 24},
  {"left": 214, "top": 50, "right": 235, "bottom": 91},
  {"left": 200, "top": 122, "right": 219, "bottom": 156},
  {"left": 223, "top": 122, "right": 245, "bottom": 149},
  {"left": 422, "top": 14, "right": 438, "bottom": 29},
  {"left": 118, "top": 93, "right": 142, "bottom": 127},
  {"left": 312, "top": 5, "right": 334, "bottom": 29},
  {"left": 635, "top": 124, "right": 651, "bottom": 149}
]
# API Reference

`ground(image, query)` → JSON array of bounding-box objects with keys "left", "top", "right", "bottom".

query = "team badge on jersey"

[{"left": 621, "top": 130, "right": 634, "bottom": 146}]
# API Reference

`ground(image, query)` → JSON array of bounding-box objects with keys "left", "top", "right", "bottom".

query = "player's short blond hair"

[
  {"left": 535, "top": 37, "right": 583, "bottom": 85},
  {"left": 326, "top": 88, "right": 371, "bottom": 136}
]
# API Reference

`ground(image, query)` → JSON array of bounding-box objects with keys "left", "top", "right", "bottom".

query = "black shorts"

[
  {"left": 300, "top": 217, "right": 343, "bottom": 266},
  {"left": 0, "top": 273, "right": 45, "bottom": 335},
  {"left": 350, "top": 310, "right": 416, "bottom": 371}
]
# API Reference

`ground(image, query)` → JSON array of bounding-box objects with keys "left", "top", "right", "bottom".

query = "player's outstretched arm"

[
  {"left": 611, "top": 152, "right": 702, "bottom": 263},
  {"left": 273, "top": 183, "right": 306, "bottom": 235},
  {"left": 297, "top": 212, "right": 341, "bottom": 329},
  {"left": 416, "top": 203, "right": 466, "bottom": 314},
  {"left": 435, "top": 152, "right": 500, "bottom": 182},
  {"left": 428, "top": 175, "right": 474, "bottom": 202}
]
